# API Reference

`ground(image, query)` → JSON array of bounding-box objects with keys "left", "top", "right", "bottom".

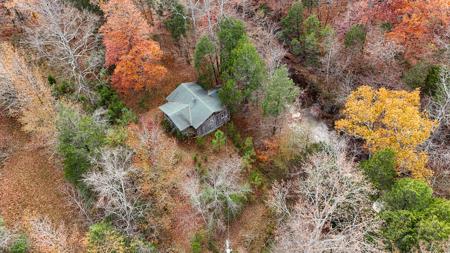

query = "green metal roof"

[{"left": 159, "top": 83, "right": 225, "bottom": 131}]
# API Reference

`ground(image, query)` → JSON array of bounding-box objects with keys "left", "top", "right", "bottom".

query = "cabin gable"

[{"left": 196, "top": 109, "right": 230, "bottom": 136}]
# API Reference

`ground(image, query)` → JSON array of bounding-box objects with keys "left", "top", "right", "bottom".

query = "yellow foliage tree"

[
  {"left": 335, "top": 85, "right": 436, "bottom": 179},
  {"left": 0, "top": 42, "right": 56, "bottom": 147}
]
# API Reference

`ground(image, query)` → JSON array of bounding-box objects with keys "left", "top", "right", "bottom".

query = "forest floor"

[{"left": 0, "top": 115, "right": 86, "bottom": 251}]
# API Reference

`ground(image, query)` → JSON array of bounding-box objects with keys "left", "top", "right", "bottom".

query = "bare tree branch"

[
  {"left": 273, "top": 136, "right": 382, "bottom": 252},
  {"left": 185, "top": 156, "right": 250, "bottom": 232},
  {"left": 83, "top": 147, "right": 146, "bottom": 235},
  {"left": 17, "top": 0, "right": 102, "bottom": 100}
]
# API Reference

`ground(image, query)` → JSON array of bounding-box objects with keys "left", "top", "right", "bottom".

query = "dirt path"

[{"left": 0, "top": 115, "right": 86, "bottom": 250}]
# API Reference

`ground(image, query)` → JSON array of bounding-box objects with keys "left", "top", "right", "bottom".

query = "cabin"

[{"left": 159, "top": 82, "right": 230, "bottom": 137}]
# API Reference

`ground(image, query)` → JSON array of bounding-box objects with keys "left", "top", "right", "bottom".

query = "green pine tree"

[{"left": 262, "top": 66, "right": 300, "bottom": 116}]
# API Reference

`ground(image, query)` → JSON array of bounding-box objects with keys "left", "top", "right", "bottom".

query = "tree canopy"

[{"left": 336, "top": 86, "right": 436, "bottom": 179}]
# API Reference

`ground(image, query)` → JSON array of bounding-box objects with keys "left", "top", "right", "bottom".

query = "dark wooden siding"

[{"left": 196, "top": 110, "right": 230, "bottom": 136}]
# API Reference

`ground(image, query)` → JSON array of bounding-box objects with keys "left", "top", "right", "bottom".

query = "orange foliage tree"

[
  {"left": 373, "top": 0, "right": 450, "bottom": 61},
  {"left": 100, "top": 0, "right": 151, "bottom": 66},
  {"left": 335, "top": 85, "right": 436, "bottom": 179},
  {"left": 111, "top": 40, "right": 167, "bottom": 91},
  {"left": 100, "top": 0, "right": 166, "bottom": 91}
]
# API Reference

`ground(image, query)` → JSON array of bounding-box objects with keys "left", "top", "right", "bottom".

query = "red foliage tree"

[{"left": 373, "top": 0, "right": 450, "bottom": 61}]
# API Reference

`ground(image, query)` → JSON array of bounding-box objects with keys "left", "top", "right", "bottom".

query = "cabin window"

[{"left": 219, "top": 111, "right": 228, "bottom": 121}]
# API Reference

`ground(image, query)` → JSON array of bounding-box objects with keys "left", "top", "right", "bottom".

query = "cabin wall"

[{"left": 196, "top": 110, "right": 230, "bottom": 136}]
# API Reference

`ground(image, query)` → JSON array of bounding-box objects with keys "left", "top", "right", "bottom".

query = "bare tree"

[
  {"left": 425, "top": 67, "right": 450, "bottom": 195},
  {"left": 26, "top": 216, "right": 71, "bottom": 253},
  {"left": 272, "top": 136, "right": 382, "bottom": 252},
  {"left": 138, "top": 117, "right": 164, "bottom": 166},
  {"left": 0, "top": 60, "right": 20, "bottom": 116},
  {"left": 0, "top": 218, "right": 16, "bottom": 251},
  {"left": 252, "top": 22, "right": 286, "bottom": 75},
  {"left": 83, "top": 147, "right": 145, "bottom": 235},
  {"left": 266, "top": 180, "right": 291, "bottom": 222},
  {"left": 185, "top": 0, "right": 201, "bottom": 32},
  {"left": 17, "top": 0, "right": 102, "bottom": 99},
  {"left": 427, "top": 67, "right": 450, "bottom": 136},
  {"left": 186, "top": 156, "right": 250, "bottom": 232},
  {"left": 62, "top": 184, "right": 94, "bottom": 224}
]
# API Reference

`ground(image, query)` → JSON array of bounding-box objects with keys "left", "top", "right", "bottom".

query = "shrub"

[
  {"left": 9, "top": 235, "right": 28, "bottom": 253},
  {"left": 86, "top": 222, "right": 127, "bottom": 252},
  {"left": 402, "top": 62, "right": 445, "bottom": 96},
  {"left": 191, "top": 232, "right": 206, "bottom": 253},
  {"left": 248, "top": 169, "right": 264, "bottom": 188},
  {"left": 242, "top": 137, "right": 256, "bottom": 168},
  {"left": 195, "top": 136, "right": 206, "bottom": 149},
  {"left": 381, "top": 22, "right": 393, "bottom": 32},
  {"left": 403, "top": 62, "right": 432, "bottom": 91},
  {"left": 96, "top": 84, "right": 137, "bottom": 125},
  {"left": 106, "top": 127, "right": 128, "bottom": 147},
  {"left": 0, "top": 218, "right": 28, "bottom": 253},
  {"left": 49, "top": 78, "right": 75, "bottom": 98},
  {"left": 129, "top": 238, "right": 156, "bottom": 252},
  {"left": 59, "top": 145, "right": 91, "bottom": 187},
  {"left": 360, "top": 149, "right": 396, "bottom": 191},
  {"left": 47, "top": 75, "right": 56, "bottom": 85},
  {"left": 161, "top": 117, "right": 188, "bottom": 141},
  {"left": 226, "top": 122, "right": 242, "bottom": 149},
  {"left": 344, "top": 24, "right": 366, "bottom": 48},
  {"left": 65, "top": 0, "right": 102, "bottom": 13},
  {"left": 211, "top": 130, "right": 226, "bottom": 152},
  {"left": 302, "top": 0, "right": 319, "bottom": 9}
]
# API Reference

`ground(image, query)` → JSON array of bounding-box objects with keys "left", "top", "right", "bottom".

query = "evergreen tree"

[
  {"left": 217, "top": 17, "right": 247, "bottom": 72},
  {"left": 302, "top": 0, "right": 319, "bottom": 12},
  {"left": 383, "top": 179, "right": 433, "bottom": 211},
  {"left": 380, "top": 179, "right": 450, "bottom": 252},
  {"left": 164, "top": 2, "right": 187, "bottom": 40},
  {"left": 194, "top": 36, "right": 218, "bottom": 88},
  {"left": 225, "top": 39, "right": 266, "bottom": 98},
  {"left": 57, "top": 104, "right": 106, "bottom": 188},
  {"left": 281, "top": 1, "right": 304, "bottom": 40},
  {"left": 302, "top": 15, "right": 323, "bottom": 64},
  {"left": 218, "top": 80, "right": 243, "bottom": 111},
  {"left": 344, "top": 24, "right": 367, "bottom": 49},
  {"left": 262, "top": 66, "right": 300, "bottom": 116},
  {"left": 360, "top": 149, "right": 397, "bottom": 191}
]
